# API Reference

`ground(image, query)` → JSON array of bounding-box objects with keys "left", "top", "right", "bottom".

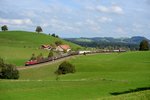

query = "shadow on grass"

[{"left": 110, "top": 87, "right": 150, "bottom": 95}]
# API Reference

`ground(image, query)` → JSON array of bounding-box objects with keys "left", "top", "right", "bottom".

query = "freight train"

[
  {"left": 25, "top": 50, "right": 126, "bottom": 66},
  {"left": 25, "top": 51, "right": 79, "bottom": 66}
]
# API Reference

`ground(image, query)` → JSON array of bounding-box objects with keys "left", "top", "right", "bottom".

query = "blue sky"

[{"left": 0, "top": 0, "right": 150, "bottom": 38}]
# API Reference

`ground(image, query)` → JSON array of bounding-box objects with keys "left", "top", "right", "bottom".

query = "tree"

[
  {"left": 55, "top": 35, "right": 59, "bottom": 38},
  {"left": 139, "top": 40, "right": 149, "bottom": 51},
  {"left": 55, "top": 41, "right": 62, "bottom": 46},
  {"left": 0, "top": 58, "right": 19, "bottom": 79},
  {"left": 35, "top": 26, "right": 42, "bottom": 33},
  {"left": 0, "top": 58, "right": 5, "bottom": 76},
  {"left": 48, "top": 51, "right": 53, "bottom": 58},
  {"left": 30, "top": 53, "right": 36, "bottom": 60},
  {"left": 51, "top": 33, "right": 56, "bottom": 37},
  {"left": 1, "top": 64, "right": 19, "bottom": 79},
  {"left": 1, "top": 25, "right": 8, "bottom": 31},
  {"left": 55, "top": 61, "right": 75, "bottom": 75},
  {"left": 51, "top": 33, "right": 59, "bottom": 38},
  {"left": 36, "top": 53, "right": 44, "bottom": 62}
]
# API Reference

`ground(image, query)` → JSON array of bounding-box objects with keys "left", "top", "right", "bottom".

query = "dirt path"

[{"left": 18, "top": 56, "right": 76, "bottom": 70}]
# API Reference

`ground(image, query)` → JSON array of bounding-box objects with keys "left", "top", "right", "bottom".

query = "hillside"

[
  {"left": 0, "top": 51, "right": 150, "bottom": 100},
  {"left": 0, "top": 31, "right": 82, "bottom": 66},
  {"left": 0, "top": 31, "right": 81, "bottom": 48},
  {"left": 65, "top": 36, "right": 150, "bottom": 50},
  {"left": 65, "top": 36, "right": 150, "bottom": 44}
]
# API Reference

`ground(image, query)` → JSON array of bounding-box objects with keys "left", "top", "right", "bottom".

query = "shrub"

[
  {"left": 55, "top": 61, "right": 75, "bottom": 75},
  {"left": 36, "top": 53, "right": 44, "bottom": 62},
  {"left": 0, "top": 58, "right": 5, "bottom": 69},
  {"left": 55, "top": 41, "right": 62, "bottom": 46},
  {"left": 0, "top": 58, "right": 19, "bottom": 79},
  {"left": 30, "top": 53, "right": 36, "bottom": 60},
  {"left": 48, "top": 51, "right": 53, "bottom": 58},
  {"left": 139, "top": 40, "right": 149, "bottom": 51}
]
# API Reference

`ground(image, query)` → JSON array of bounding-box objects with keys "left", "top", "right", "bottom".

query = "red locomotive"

[{"left": 25, "top": 60, "right": 38, "bottom": 66}]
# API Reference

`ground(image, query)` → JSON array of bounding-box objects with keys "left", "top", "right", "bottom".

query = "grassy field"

[
  {"left": 0, "top": 51, "right": 150, "bottom": 100},
  {"left": 0, "top": 31, "right": 82, "bottom": 66}
]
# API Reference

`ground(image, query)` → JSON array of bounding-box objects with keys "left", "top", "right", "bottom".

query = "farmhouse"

[
  {"left": 56, "top": 45, "right": 71, "bottom": 52},
  {"left": 41, "top": 45, "right": 52, "bottom": 50}
]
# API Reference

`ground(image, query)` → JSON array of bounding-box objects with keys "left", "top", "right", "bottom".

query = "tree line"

[
  {"left": 1, "top": 25, "right": 149, "bottom": 51},
  {"left": 1, "top": 25, "right": 59, "bottom": 38},
  {"left": 66, "top": 40, "right": 149, "bottom": 51}
]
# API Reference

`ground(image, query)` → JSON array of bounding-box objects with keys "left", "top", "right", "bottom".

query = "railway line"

[{"left": 18, "top": 50, "right": 125, "bottom": 70}]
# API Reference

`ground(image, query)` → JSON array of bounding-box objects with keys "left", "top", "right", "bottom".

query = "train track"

[
  {"left": 17, "top": 52, "right": 119, "bottom": 70},
  {"left": 17, "top": 55, "right": 77, "bottom": 70}
]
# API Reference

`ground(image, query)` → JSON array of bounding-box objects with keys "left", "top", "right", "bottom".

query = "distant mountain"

[
  {"left": 65, "top": 36, "right": 150, "bottom": 50},
  {"left": 130, "top": 36, "right": 148, "bottom": 44},
  {"left": 65, "top": 36, "right": 149, "bottom": 44}
]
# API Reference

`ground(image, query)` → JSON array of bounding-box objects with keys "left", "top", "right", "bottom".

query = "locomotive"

[{"left": 25, "top": 51, "right": 79, "bottom": 66}]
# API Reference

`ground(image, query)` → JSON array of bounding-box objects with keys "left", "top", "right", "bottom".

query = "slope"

[
  {"left": 0, "top": 31, "right": 82, "bottom": 66},
  {"left": 0, "top": 51, "right": 150, "bottom": 100}
]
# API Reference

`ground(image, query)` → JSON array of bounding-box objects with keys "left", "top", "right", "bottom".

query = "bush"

[
  {"left": 36, "top": 53, "right": 44, "bottom": 62},
  {"left": 48, "top": 51, "right": 53, "bottom": 58},
  {"left": 55, "top": 41, "right": 62, "bottom": 46},
  {"left": 0, "top": 64, "right": 19, "bottom": 79},
  {"left": 0, "top": 58, "right": 4, "bottom": 69},
  {"left": 55, "top": 61, "right": 75, "bottom": 75},
  {"left": 30, "top": 53, "right": 36, "bottom": 60},
  {"left": 0, "top": 58, "right": 19, "bottom": 79},
  {"left": 139, "top": 40, "right": 149, "bottom": 51}
]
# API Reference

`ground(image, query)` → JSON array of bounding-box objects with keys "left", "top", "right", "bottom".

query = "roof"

[
  {"left": 59, "top": 45, "right": 70, "bottom": 50},
  {"left": 41, "top": 45, "right": 51, "bottom": 48}
]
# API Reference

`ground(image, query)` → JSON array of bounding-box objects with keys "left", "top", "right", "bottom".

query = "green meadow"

[
  {"left": 0, "top": 51, "right": 150, "bottom": 100},
  {"left": 0, "top": 31, "right": 82, "bottom": 66}
]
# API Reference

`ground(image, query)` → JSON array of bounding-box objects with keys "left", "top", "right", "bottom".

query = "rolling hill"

[
  {"left": 0, "top": 31, "right": 82, "bottom": 66},
  {"left": 0, "top": 51, "right": 150, "bottom": 100},
  {"left": 65, "top": 36, "right": 150, "bottom": 44},
  {"left": 65, "top": 36, "right": 150, "bottom": 50}
]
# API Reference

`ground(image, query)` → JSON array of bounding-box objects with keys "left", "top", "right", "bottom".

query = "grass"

[
  {"left": 0, "top": 31, "right": 82, "bottom": 66},
  {"left": 0, "top": 51, "right": 150, "bottom": 100}
]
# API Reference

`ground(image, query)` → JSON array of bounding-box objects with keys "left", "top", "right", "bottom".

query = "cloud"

[
  {"left": 111, "top": 5, "right": 124, "bottom": 14},
  {"left": 97, "top": 6, "right": 109, "bottom": 13},
  {"left": 115, "top": 27, "right": 127, "bottom": 36},
  {"left": 21, "top": 11, "right": 37, "bottom": 18},
  {"left": 132, "top": 23, "right": 144, "bottom": 33},
  {"left": 96, "top": 5, "right": 124, "bottom": 15},
  {"left": 0, "top": 18, "right": 33, "bottom": 25},
  {"left": 98, "top": 16, "right": 112, "bottom": 23},
  {"left": 0, "top": 0, "right": 149, "bottom": 38},
  {"left": 85, "top": 19, "right": 101, "bottom": 32}
]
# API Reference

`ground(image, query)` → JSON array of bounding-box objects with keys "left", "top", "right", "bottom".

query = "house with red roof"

[
  {"left": 56, "top": 45, "right": 71, "bottom": 52},
  {"left": 41, "top": 45, "right": 52, "bottom": 50}
]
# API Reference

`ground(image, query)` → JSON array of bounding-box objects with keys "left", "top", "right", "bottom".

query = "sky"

[{"left": 0, "top": 0, "right": 150, "bottom": 38}]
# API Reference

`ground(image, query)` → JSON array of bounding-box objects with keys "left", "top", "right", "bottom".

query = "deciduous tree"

[
  {"left": 48, "top": 51, "right": 53, "bottom": 58},
  {"left": 1, "top": 25, "right": 8, "bottom": 31},
  {"left": 139, "top": 40, "right": 149, "bottom": 51},
  {"left": 0, "top": 58, "right": 19, "bottom": 79},
  {"left": 55, "top": 61, "right": 75, "bottom": 75},
  {"left": 35, "top": 26, "right": 42, "bottom": 33}
]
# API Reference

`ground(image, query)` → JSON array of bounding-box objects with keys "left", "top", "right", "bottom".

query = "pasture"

[
  {"left": 0, "top": 51, "right": 150, "bottom": 100},
  {"left": 0, "top": 31, "right": 82, "bottom": 66}
]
